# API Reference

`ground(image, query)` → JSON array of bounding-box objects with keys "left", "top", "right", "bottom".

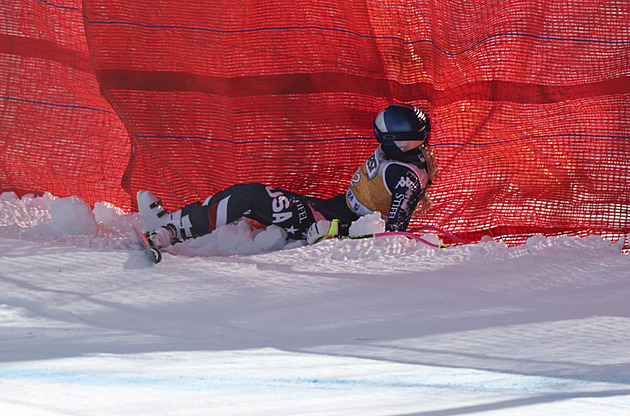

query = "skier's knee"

[{"left": 226, "top": 183, "right": 268, "bottom": 204}]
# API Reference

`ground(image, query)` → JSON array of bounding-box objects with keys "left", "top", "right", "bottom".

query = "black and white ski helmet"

[{"left": 373, "top": 103, "right": 430, "bottom": 158}]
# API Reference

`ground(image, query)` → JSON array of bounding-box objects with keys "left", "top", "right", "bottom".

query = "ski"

[
  {"left": 132, "top": 226, "right": 162, "bottom": 264},
  {"left": 326, "top": 231, "right": 444, "bottom": 248},
  {"left": 324, "top": 225, "right": 468, "bottom": 248}
]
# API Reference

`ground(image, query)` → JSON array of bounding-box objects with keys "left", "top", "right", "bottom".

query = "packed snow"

[{"left": 1, "top": 192, "right": 629, "bottom": 415}]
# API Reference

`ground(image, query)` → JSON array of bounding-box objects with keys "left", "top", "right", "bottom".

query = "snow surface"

[{"left": 1, "top": 192, "right": 629, "bottom": 415}]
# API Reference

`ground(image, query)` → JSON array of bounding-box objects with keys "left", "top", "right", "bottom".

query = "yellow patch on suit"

[{"left": 346, "top": 146, "right": 428, "bottom": 217}]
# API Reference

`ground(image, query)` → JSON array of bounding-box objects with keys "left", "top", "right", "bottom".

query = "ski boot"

[
  {"left": 145, "top": 212, "right": 199, "bottom": 249},
  {"left": 145, "top": 223, "right": 178, "bottom": 249},
  {"left": 137, "top": 191, "right": 199, "bottom": 248},
  {"left": 137, "top": 190, "right": 171, "bottom": 233}
]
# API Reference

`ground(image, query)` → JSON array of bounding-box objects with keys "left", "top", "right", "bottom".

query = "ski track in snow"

[{"left": 0, "top": 193, "right": 629, "bottom": 415}]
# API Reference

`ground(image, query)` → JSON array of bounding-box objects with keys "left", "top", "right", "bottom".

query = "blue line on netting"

[
  {"left": 131, "top": 133, "right": 630, "bottom": 146},
  {"left": 0, "top": 95, "right": 117, "bottom": 115},
  {"left": 5, "top": 96, "right": 626, "bottom": 146},
  {"left": 86, "top": 20, "right": 407, "bottom": 41},
  {"left": 130, "top": 134, "right": 371, "bottom": 145},
  {"left": 433, "top": 133, "right": 630, "bottom": 147},
  {"left": 410, "top": 32, "right": 630, "bottom": 56},
  {"left": 35, "top": 0, "right": 630, "bottom": 56},
  {"left": 85, "top": 19, "right": 630, "bottom": 55},
  {"left": 35, "top": 0, "right": 83, "bottom": 13}
]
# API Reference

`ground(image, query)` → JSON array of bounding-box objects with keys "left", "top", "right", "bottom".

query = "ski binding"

[{"left": 133, "top": 226, "right": 162, "bottom": 264}]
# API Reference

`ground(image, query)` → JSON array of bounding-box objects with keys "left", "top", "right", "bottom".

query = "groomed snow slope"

[{"left": 0, "top": 193, "right": 629, "bottom": 415}]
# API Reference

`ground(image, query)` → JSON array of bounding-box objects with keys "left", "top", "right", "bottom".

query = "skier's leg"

[
  {"left": 138, "top": 185, "right": 264, "bottom": 240},
  {"left": 143, "top": 183, "right": 317, "bottom": 248},
  {"left": 195, "top": 183, "right": 316, "bottom": 239}
]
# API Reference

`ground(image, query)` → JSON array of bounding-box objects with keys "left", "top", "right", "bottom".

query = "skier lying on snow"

[{"left": 139, "top": 103, "right": 437, "bottom": 247}]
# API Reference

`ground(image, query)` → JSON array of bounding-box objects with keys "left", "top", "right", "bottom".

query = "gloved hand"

[{"left": 306, "top": 219, "right": 339, "bottom": 245}]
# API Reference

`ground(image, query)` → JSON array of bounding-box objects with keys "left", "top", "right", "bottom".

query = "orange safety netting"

[{"left": 1, "top": 0, "right": 629, "bottom": 246}]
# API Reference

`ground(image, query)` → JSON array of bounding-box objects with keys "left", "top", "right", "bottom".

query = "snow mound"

[
  {"left": 348, "top": 211, "right": 385, "bottom": 236},
  {"left": 50, "top": 195, "right": 97, "bottom": 235},
  {"left": 168, "top": 220, "right": 296, "bottom": 257},
  {"left": 0, "top": 192, "right": 627, "bottom": 260}
]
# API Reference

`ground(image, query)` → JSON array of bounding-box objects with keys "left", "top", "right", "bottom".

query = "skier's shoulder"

[{"left": 382, "top": 157, "right": 424, "bottom": 183}]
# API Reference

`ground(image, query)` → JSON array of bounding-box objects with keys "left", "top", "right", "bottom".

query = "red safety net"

[{"left": 1, "top": 0, "right": 629, "bottom": 247}]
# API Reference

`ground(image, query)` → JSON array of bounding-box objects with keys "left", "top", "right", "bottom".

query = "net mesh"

[{"left": 2, "top": 0, "right": 629, "bottom": 247}]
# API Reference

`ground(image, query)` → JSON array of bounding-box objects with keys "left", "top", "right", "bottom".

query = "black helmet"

[{"left": 373, "top": 103, "right": 430, "bottom": 158}]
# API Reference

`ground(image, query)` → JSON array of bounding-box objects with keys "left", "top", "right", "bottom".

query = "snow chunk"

[
  {"left": 525, "top": 234, "right": 546, "bottom": 248},
  {"left": 349, "top": 211, "right": 385, "bottom": 236},
  {"left": 419, "top": 232, "right": 443, "bottom": 247},
  {"left": 168, "top": 220, "right": 292, "bottom": 257},
  {"left": 216, "top": 222, "right": 289, "bottom": 254},
  {"left": 254, "top": 225, "right": 288, "bottom": 251},
  {"left": 51, "top": 196, "right": 96, "bottom": 235},
  {"left": 0, "top": 191, "right": 18, "bottom": 201},
  {"left": 93, "top": 201, "right": 125, "bottom": 225},
  {"left": 216, "top": 220, "right": 255, "bottom": 251}
]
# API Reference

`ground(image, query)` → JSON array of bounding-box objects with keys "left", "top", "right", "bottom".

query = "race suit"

[
  {"left": 346, "top": 146, "right": 432, "bottom": 231},
  {"left": 177, "top": 145, "right": 433, "bottom": 240}
]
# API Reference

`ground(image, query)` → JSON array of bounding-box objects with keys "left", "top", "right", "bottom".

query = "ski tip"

[{"left": 149, "top": 246, "right": 162, "bottom": 263}]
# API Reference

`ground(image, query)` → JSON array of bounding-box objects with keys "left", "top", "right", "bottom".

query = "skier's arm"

[{"left": 384, "top": 164, "right": 424, "bottom": 232}]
